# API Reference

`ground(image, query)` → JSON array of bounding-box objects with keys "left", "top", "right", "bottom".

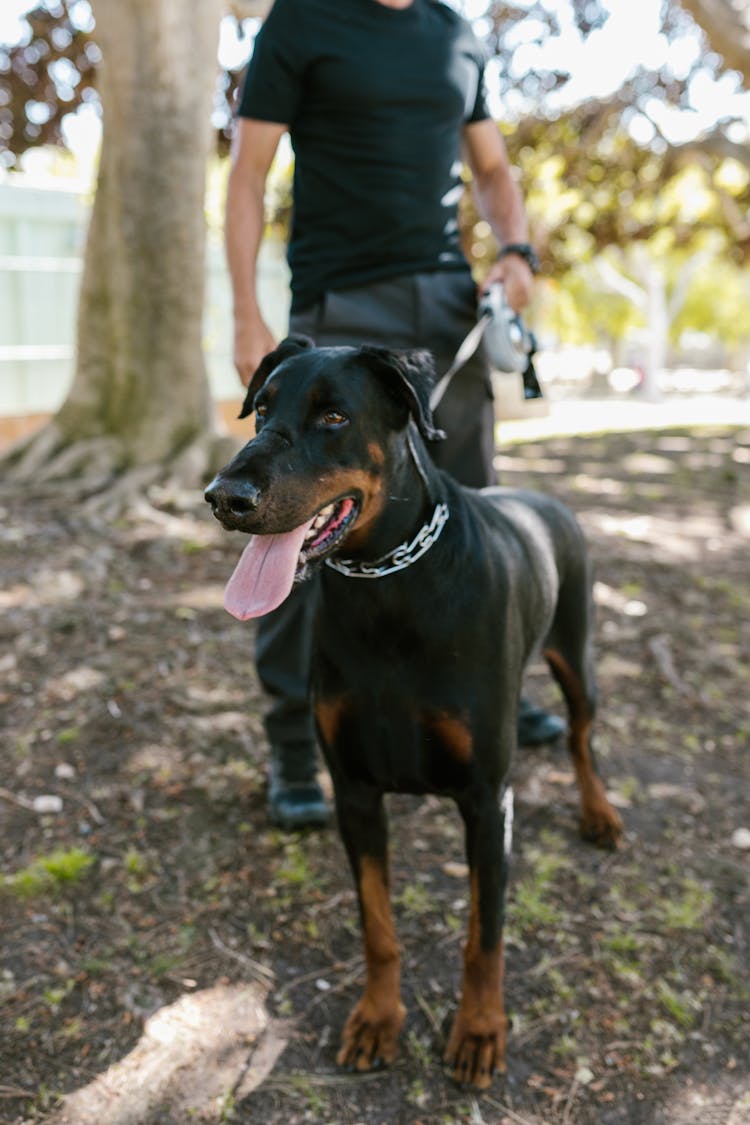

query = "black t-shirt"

[{"left": 239, "top": 0, "right": 490, "bottom": 311}]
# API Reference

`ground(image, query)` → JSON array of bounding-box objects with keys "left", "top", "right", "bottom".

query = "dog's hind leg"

[
  {"left": 333, "top": 788, "right": 406, "bottom": 1071},
  {"left": 444, "top": 784, "right": 512, "bottom": 1089},
  {"left": 544, "top": 562, "right": 623, "bottom": 849}
]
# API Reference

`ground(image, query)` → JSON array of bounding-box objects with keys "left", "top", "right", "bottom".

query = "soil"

[{"left": 1, "top": 421, "right": 749, "bottom": 1125}]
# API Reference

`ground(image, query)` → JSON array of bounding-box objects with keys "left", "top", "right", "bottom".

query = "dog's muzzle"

[{"left": 204, "top": 476, "right": 261, "bottom": 528}]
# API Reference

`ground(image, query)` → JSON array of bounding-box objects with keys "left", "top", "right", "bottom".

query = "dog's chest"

[{"left": 315, "top": 679, "right": 484, "bottom": 796}]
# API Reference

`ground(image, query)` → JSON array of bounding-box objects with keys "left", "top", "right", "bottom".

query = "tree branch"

[
  {"left": 679, "top": 0, "right": 750, "bottom": 85},
  {"left": 594, "top": 258, "right": 648, "bottom": 311}
]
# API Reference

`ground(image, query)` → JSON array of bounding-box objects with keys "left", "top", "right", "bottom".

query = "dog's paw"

[
  {"left": 336, "top": 995, "right": 405, "bottom": 1072},
  {"left": 443, "top": 1011, "right": 506, "bottom": 1090},
  {"left": 579, "top": 801, "right": 624, "bottom": 849}
]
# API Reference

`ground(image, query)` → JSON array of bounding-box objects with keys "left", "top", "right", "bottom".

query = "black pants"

[{"left": 256, "top": 269, "right": 496, "bottom": 757}]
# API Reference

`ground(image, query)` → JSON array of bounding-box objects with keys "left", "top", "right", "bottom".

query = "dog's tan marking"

[
  {"left": 544, "top": 647, "right": 623, "bottom": 848},
  {"left": 315, "top": 695, "right": 348, "bottom": 750},
  {"left": 427, "top": 710, "right": 473, "bottom": 763},
  {"left": 308, "top": 467, "right": 386, "bottom": 550},
  {"left": 444, "top": 871, "right": 506, "bottom": 1089},
  {"left": 337, "top": 854, "right": 405, "bottom": 1070},
  {"left": 367, "top": 441, "right": 386, "bottom": 466}
]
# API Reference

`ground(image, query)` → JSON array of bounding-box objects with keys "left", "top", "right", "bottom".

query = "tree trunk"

[
  {"left": 680, "top": 0, "right": 750, "bottom": 86},
  {"left": 5, "top": 0, "right": 232, "bottom": 503}
]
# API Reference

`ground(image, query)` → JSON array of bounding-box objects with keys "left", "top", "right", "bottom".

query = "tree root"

[
  {"left": 1, "top": 422, "right": 66, "bottom": 479},
  {"left": 0, "top": 426, "right": 241, "bottom": 520},
  {"left": 81, "top": 464, "right": 165, "bottom": 518},
  {"left": 35, "top": 436, "right": 122, "bottom": 485}
]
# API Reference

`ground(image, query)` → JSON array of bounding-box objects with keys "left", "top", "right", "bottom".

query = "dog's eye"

[
  {"left": 320, "top": 409, "right": 348, "bottom": 428},
  {"left": 255, "top": 401, "right": 268, "bottom": 420}
]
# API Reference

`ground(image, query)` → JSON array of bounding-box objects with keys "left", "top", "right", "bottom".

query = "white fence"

[{"left": 0, "top": 182, "right": 291, "bottom": 417}]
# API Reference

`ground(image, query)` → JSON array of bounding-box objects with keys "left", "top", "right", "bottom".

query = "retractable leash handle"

[
  {"left": 479, "top": 283, "right": 543, "bottom": 402},
  {"left": 429, "top": 283, "right": 542, "bottom": 412}
]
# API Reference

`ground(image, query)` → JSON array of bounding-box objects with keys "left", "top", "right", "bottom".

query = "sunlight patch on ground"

[
  {"left": 30, "top": 567, "right": 85, "bottom": 605},
  {"left": 729, "top": 505, "right": 750, "bottom": 537},
  {"left": 44, "top": 665, "right": 106, "bottom": 703},
  {"left": 161, "top": 583, "right": 226, "bottom": 610},
  {"left": 498, "top": 396, "right": 750, "bottom": 444},
  {"left": 49, "top": 984, "right": 285, "bottom": 1125},
  {"left": 572, "top": 473, "right": 625, "bottom": 496},
  {"left": 621, "top": 453, "right": 677, "bottom": 475},
  {"left": 584, "top": 510, "right": 728, "bottom": 560},
  {"left": 594, "top": 582, "right": 648, "bottom": 617}
]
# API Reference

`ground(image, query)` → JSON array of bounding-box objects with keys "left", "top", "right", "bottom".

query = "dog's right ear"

[{"left": 238, "top": 334, "right": 315, "bottom": 419}]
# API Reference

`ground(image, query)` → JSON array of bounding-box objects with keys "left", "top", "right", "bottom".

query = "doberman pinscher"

[{"left": 205, "top": 335, "right": 623, "bottom": 1089}]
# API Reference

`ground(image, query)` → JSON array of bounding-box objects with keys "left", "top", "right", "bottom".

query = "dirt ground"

[{"left": 1, "top": 419, "right": 749, "bottom": 1125}]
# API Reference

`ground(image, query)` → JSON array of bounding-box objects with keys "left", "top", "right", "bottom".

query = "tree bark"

[
  {"left": 67, "top": 0, "right": 223, "bottom": 465},
  {"left": 8, "top": 0, "right": 230, "bottom": 498}
]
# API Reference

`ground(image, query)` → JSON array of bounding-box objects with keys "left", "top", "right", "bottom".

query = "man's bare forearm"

[
  {"left": 225, "top": 161, "right": 266, "bottom": 323},
  {"left": 473, "top": 163, "right": 528, "bottom": 248}
]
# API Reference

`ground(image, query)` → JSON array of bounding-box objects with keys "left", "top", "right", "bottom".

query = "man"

[{"left": 225, "top": 0, "right": 564, "bottom": 829}]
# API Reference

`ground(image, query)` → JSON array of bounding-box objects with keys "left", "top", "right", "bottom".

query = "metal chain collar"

[{"left": 325, "top": 501, "right": 450, "bottom": 579}]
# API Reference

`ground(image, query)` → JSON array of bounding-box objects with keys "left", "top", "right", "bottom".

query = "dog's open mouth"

[
  {"left": 302, "top": 496, "right": 358, "bottom": 562},
  {"left": 223, "top": 496, "right": 359, "bottom": 621}
]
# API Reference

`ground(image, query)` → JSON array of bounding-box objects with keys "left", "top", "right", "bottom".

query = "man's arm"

[
  {"left": 225, "top": 117, "right": 288, "bottom": 386},
  {"left": 462, "top": 118, "right": 534, "bottom": 313}
]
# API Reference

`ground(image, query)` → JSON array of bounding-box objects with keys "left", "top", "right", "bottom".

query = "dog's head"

[
  {"left": 205, "top": 337, "right": 445, "bottom": 619},
  {"left": 238, "top": 334, "right": 444, "bottom": 442}
]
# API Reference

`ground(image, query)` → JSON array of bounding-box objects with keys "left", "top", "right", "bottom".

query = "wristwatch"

[{"left": 498, "top": 242, "right": 540, "bottom": 274}]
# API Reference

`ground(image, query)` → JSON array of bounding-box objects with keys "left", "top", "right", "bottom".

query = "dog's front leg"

[
  {"left": 335, "top": 789, "right": 405, "bottom": 1071},
  {"left": 445, "top": 786, "right": 513, "bottom": 1089}
]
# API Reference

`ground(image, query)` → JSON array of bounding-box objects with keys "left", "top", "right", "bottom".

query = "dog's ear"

[
  {"left": 238, "top": 334, "right": 315, "bottom": 419},
  {"left": 358, "top": 346, "right": 446, "bottom": 442}
]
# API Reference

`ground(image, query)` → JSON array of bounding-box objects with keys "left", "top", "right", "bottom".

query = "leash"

[
  {"left": 325, "top": 501, "right": 450, "bottom": 578},
  {"left": 429, "top": 285, "right": 543, "bottom": 412},
  {"left": 429, "top": 314, "right": 491, "bottom": 411}
]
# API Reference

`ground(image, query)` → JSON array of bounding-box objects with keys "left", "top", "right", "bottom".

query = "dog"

[{"left": 205, "top": 335, "right": 623, "bottom": 1089}]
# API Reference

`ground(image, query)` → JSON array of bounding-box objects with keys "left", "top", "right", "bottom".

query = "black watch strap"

[{"left": 498, "top": 242, "right": 540, "bottom": 274}]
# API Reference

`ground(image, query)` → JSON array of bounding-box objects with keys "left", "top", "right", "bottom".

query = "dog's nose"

[{"left": 204, "top": 477, "right": 261, "bottom": 520}]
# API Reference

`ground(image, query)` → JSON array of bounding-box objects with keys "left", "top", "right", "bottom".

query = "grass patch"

[
  {"left": 508, "top": 831, "right": 571, "bottom": 935},
  {"left": 658, "top": 876, "right": 713, "bottom": 930},
  {"left": 1, "top": 847, "right": 95, "bottom": 899}
]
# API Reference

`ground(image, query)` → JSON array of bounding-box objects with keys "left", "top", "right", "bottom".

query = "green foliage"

[
  {"left": 276, "top": 841, "right": 313, "bottom": 887},
  {"left": 659, "top": 877, "right": 714, "bottom": 929},
  {"left": 56, "top": 727, "right": 80, "bottom": 744},
  {"left": 2, "top": 847, "right": 95, "bottom": 898},
  {"left": 657, "top": 980, "right": 700, "bottom": 1028},
  {"left": 507, "top": 831, "right": 571, "bottom": 934},
  {"left": 397, "top": 879, "right": 435, "bottom": 916},
  {"left": 673, "top": 263, "right": 750, "bottom": 347}
]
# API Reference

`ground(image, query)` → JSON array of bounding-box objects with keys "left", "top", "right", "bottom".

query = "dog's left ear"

[
  {"left": 359, "top": 346, "right": 446, "bottom": 442},
  {"left": 238, "top": 334, "right": 315, "bottom": 419}
]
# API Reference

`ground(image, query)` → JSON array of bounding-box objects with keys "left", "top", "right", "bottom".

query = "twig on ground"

[
  {"left": 208, "top": 927, "right": 275, "bottom": 986},
  {"left": 0, "top": 787, "right": 36, "bottom": 810},
  {"left": 647, "top": 633, "right": 705, "bottom": 702},
  {"left": 413, "top": 988, "right": 448, "bottom": 1036},
  {"left": 0, "top": 1086, "right": 37, "bottom": 1099},
  {"left": 483, "top": 1095, "right": 541, "bottom": 1125}
]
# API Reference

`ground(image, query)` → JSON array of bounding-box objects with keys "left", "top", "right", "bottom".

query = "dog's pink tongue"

[{"left": 223, "top": 521, "right": 313, "bottom": 620}]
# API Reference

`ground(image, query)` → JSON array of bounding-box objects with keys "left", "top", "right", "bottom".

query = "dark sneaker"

[
  {"left": 268, "top": 750, "right": 330, "bottom": 830},
  {"left": 518, "top": 700, "right": 565, "bottom": 747}
]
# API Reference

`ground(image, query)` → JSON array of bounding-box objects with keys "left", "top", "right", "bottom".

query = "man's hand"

[
  {"left": 234, "top": 314, "right": 277, "bottom": 388},
  {"left": 482, "top": 255, "right": 534, "bottom": 314}
]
